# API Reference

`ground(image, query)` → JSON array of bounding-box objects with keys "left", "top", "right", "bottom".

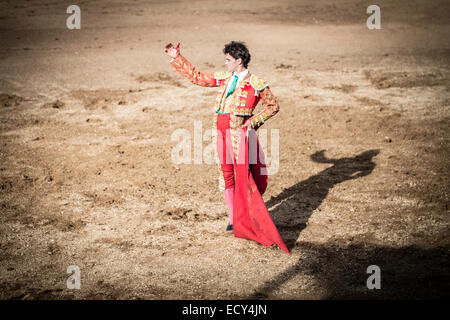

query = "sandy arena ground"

[{"left": 0, "top": 0, "right": 449, "bottom": 299}]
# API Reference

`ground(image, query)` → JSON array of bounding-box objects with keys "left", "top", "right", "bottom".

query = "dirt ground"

[{"left": 0, "top": 0, "right": 449, "bottom": 300}]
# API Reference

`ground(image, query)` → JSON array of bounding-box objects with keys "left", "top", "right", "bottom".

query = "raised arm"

[
  {"left": 249, "top": 86, "right": 280, "bottom": 130},
  {"left": 170, "top": 54, "right": 218, "bottom": 87},
  {"left": 165, "top": 42, "right": 218, "bottom": 87}
]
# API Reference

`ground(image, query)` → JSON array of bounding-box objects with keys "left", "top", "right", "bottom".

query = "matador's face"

[{"left": 224, "top": 53, "right": 242, "bottom": 73}]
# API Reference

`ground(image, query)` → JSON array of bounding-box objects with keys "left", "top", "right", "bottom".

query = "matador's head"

[{"left": 223, "top": 41, "right": 251, "bottom": 73}]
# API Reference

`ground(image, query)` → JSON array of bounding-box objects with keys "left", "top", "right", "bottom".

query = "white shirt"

[{"left": 225, "top": 69, "right": 249, "bottom": 95}]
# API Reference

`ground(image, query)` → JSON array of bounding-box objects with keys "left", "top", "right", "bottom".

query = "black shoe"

[{"left": 226, "top": 224, "right": 233, "bottom": 232}]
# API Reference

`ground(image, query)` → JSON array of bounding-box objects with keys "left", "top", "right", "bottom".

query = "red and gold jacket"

[{"left": 170, "top": 54, "right": 279, "bottom": 130}]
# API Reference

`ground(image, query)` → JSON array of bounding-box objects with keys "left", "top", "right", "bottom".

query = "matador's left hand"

[{"left": 241, "top": 119, "right": 253, "bottom": 130}]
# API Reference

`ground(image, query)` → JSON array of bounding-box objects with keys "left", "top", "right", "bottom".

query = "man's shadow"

[
  {"left": 246, "top": 148, "right": 448, "bottom": 299},
  {"left": 266, "top": 149, "right": 380, "bottom": 251}
]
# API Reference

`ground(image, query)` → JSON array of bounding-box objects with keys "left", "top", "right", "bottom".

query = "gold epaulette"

[
  {"left": 214, "top": 71, "right": 232, "bottom": 80},
  {"left": 250, "top": 74, "right": 269, "bottom": 91}
]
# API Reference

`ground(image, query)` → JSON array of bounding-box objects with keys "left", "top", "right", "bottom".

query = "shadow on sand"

[
  {"left": 249, "top": 241, "right": 449, "bottom": 299},
  {"left": 268, "top": 149, "right": 380, "bottom": 250},
  {"left": 249, "top": 149, "right": 449, "bottom": 299}
]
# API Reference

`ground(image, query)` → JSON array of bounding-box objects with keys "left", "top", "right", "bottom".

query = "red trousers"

[
  {"left": 217, "top": 113, "right": 291, "bottom": 254},
  {"left": 216, "top": 113, "right": 250, "bottom": 189}
]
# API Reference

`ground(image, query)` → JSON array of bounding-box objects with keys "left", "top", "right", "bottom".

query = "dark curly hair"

[{"left": 223, "top": 41, "right": 251, "bottom": 68}]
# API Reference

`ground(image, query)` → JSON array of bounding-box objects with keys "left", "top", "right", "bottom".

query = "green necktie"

[{"left": 226, "top": 75, "right": 239, "bottom": 98}]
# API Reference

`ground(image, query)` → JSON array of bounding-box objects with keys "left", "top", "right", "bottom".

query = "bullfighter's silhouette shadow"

[
  {"left": 266, "top": 149, "right": 380, "bottom": 251},
  {"left": 245, "top": 149, "right": 448, "bottom": 300}
]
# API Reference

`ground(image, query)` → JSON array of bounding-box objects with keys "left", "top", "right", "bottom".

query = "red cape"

[{"left": 233, "top": 128, "right": 291, "bottom": 254}]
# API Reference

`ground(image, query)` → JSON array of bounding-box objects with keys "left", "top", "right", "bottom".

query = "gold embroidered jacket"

[{"left": 170, "top": 54, "right": 280, "bottom": 130}]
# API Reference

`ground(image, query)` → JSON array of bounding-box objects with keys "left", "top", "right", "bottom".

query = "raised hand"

[{"left": 164, "top": 42, "right": 180, "bottom": 58}]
